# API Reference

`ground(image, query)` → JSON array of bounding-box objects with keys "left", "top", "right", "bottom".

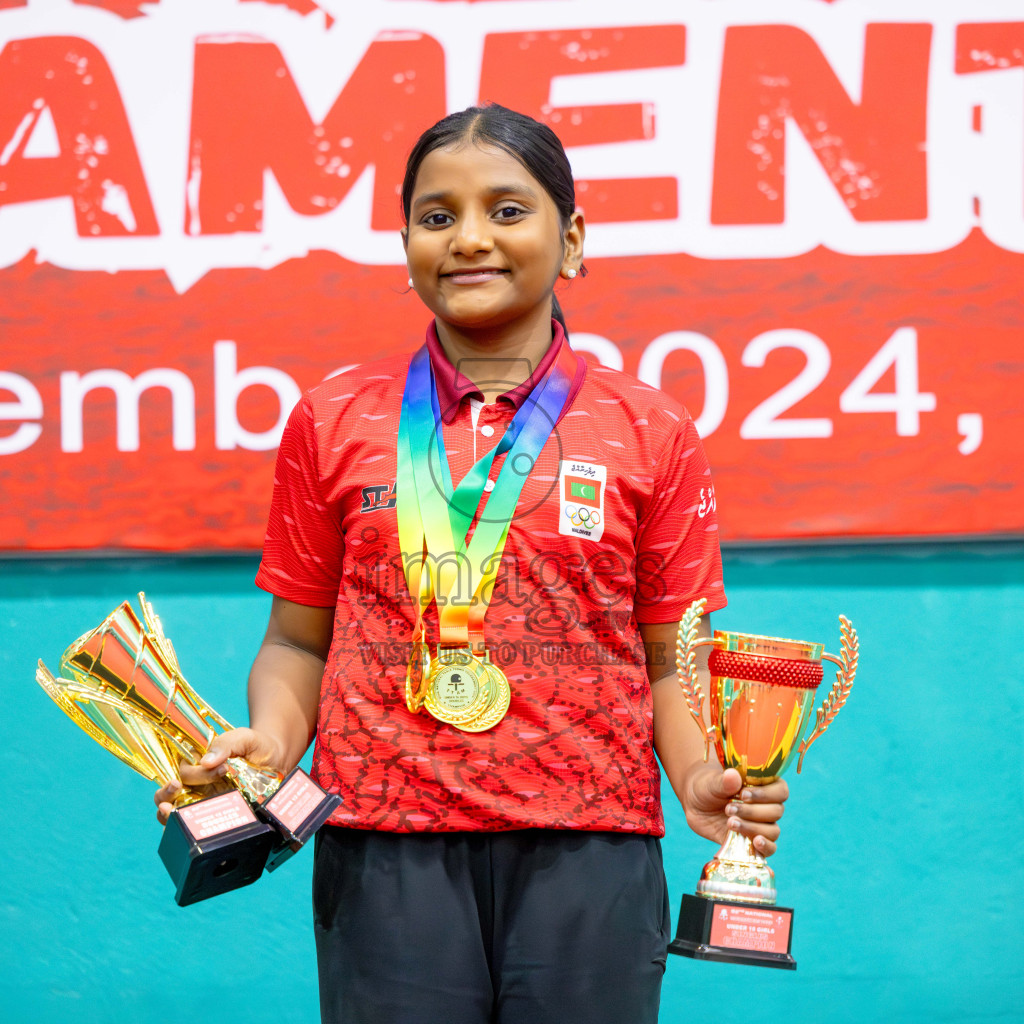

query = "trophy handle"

[
  {"left": 138, "top": 595, "right": 284, "bottom": 800},
  {"left": 796, "top": 615, "right": 858, "bottom": 773},
  {"left": 675, "top": 598, "right": 719, "bottom": 762},
  {"left": 139, "top": 592, "right": 235, "bottom": 734},
  {"left": 58, "top": 677, "right": 281, "bottom": 801},
  {"left": 37, "top": 663, "right": 195, "bottom": 785}
]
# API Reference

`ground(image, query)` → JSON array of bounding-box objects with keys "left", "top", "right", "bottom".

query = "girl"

[{"left": 156, "top": 105, "right": 788, "bottom": 1024}]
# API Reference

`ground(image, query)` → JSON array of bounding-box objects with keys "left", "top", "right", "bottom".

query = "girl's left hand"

[{"left": 683, "top": 765, "right": 788, "bottom": 857}]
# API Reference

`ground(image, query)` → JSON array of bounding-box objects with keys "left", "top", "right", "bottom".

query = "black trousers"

[{"left": 313, "top": 827, "right": 671, "bottom": 1024}]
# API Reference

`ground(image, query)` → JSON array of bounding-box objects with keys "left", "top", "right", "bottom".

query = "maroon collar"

[{"left": 426, "top": 320, "right": 584, "bottom": 424}]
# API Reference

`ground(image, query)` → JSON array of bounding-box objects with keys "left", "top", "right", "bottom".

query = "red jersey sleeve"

[
  {"left": 255, "top": 395, "right": 344, "bottom": 608},
  {"left": 632, "top": 411, "right": 726, "bottom": 623}
]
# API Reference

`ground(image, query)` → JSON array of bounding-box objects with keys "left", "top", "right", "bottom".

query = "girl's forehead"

[{"left": 410, "top": 141, "right": 546, "bottom": 198}]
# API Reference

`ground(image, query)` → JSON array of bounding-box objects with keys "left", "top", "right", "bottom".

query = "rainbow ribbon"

[{"left": 397, "top": 338, "right": 576, "bottom": 652}]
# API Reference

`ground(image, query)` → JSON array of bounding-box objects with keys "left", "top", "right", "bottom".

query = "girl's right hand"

[{"left": 153, "top": 727, "right": 285, "bottom": 825}]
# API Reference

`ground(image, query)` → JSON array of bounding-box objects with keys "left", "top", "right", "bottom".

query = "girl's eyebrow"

[
  {"left": 486, "top": 183, "right": 540, "bottom": 201},
  {"left": 412, "top": 183, "right": 540, "bottom": 210},
  {"left": 411, "top": 190, "right": 449, "bottom": 209}
]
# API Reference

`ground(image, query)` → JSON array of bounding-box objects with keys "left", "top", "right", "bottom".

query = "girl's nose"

[{"left": 451, "top": 210, "right": 493, "bottom": 255}]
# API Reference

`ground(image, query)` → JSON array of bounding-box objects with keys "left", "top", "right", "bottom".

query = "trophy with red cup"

[{"left": 669, "top": 598, "right": 858, "bottom": 969}]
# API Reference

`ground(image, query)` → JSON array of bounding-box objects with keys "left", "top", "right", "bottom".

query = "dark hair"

[{"left": 401, "top": 105, "right": 581, "bottom": 335}]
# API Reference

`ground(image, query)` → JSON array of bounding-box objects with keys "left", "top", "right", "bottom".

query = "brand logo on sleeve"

[{"left": 558, "top": 461, "right": 607, "bottom": 541}]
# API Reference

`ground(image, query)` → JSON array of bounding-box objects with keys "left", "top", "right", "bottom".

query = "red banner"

[{"left": 1, "top": 1, "right": 1021, "bottom": 549}]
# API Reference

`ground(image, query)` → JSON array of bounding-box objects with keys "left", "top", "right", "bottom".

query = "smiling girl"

[{"left": 157, "top": 105, "right": 788, "bottom": 1024}]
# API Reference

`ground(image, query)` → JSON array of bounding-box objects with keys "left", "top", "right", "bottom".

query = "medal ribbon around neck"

[{"left": 397, "top": 335, "right": 577, "bottom": 723}]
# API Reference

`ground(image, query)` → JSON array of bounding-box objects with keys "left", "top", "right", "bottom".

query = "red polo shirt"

[{"left": 257, "top": 322, "right": 725, "bottom": 834}]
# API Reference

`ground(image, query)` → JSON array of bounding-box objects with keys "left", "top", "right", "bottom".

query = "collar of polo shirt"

[{"left": 426, "top": 319, "right": 580, "bottom": 425}]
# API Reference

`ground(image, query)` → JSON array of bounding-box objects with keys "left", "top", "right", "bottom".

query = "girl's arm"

[
  {"left": 154, "top": 596, "right": 332, "bottom": 823},
  {"left": 642, "top": 618, "right": 789, "bottom": 857}
]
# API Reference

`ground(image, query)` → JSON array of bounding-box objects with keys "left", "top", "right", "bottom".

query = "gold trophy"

[
  {"left": 36, "top": 593, "right": 339, "bottom": 905},
  {"left": 668, "top": 598, "right": 858, "bottom": 969}
]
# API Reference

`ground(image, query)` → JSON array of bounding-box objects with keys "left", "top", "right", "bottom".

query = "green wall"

[{"left": 2, "top": 543, "right": 1020, "bottom": 1022}]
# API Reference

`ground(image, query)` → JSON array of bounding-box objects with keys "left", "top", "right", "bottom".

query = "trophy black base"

[
  {"left": 669, "top": 893, "right": 797, "bottom": 970},
  {"left": 159, "top": 790, "right": 277, "bottom": 907},
  {"left": 256, "top": 766, "right": 342, "bottom": 872},
  {"left": 257, "top": 767, "right": 341, "bottom": 847}
]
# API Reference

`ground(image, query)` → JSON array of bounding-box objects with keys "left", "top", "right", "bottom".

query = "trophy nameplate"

[
  {"left": 259, "top": 766, "right": 342, "bottom": 871},
  {"left": 671, "top": 895, "right": 795, "bottom": 969}
]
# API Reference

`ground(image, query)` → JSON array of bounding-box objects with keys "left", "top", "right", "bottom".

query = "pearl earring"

[
  {"left": 565, "top": 268, "right": 577, "bottom": 280},
  {"left": 408, "top": 278, "right": 414, "bottom": 288}
]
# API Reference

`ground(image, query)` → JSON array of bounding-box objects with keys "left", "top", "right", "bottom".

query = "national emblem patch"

[{"left": 558, "top": 460, "right": 607, "bottom": 542}]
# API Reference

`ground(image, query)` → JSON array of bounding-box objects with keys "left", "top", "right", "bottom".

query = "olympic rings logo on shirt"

[{"left": 564, "top": 504, "right": 602, "bottom": 528}]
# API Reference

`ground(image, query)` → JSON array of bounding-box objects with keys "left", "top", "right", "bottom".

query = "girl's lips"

[{"left": 442, "top": 268, "right": 508, "bottom": 285}]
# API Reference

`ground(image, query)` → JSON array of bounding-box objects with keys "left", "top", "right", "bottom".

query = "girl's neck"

[{"left": 434, "top": 314, "right": 556, "bottom": 403}]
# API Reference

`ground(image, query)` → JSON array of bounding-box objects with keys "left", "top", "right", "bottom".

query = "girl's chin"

[
  {"left": 434, "top": 304, "right": 552, "bottom": 336},
  {"left": 436, "top": 307, "right": 510, "bottom": 331}
]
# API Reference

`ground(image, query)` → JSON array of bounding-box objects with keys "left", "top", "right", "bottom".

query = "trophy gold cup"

[
  {"left": 668, "top": 598, "right": 858, "bottom": 969},
  {"left": 36, "top": 593, "right": 340, "bottom": 906}
]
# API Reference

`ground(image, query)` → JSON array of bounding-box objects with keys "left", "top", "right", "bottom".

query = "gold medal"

[
  {"left": 421, "top": 648, "right": 511, "bottom": 731},
  {"left": 423, "top": 648, "right": 493, "bottom": 727},
  {"left": 457, "top": 659, "right": 511, "bottom": 733}
]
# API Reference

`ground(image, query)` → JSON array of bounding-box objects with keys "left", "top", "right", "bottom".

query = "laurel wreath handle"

[
  {"left": 674, "top": 597, "right": 717, "bottom": 762},
  {"left": 796, "top": 614, "right": 858, "bottom": 773}
]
